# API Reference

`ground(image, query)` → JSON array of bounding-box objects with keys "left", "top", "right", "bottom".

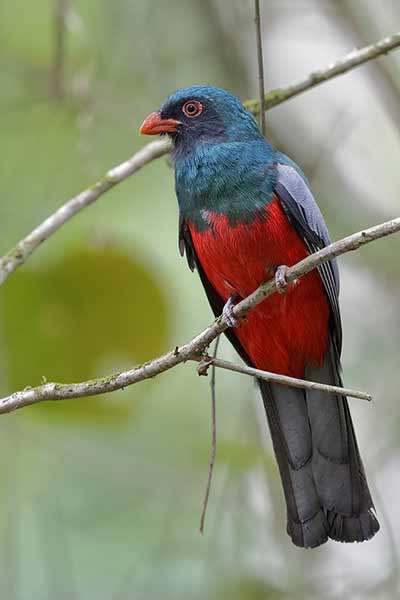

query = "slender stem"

[
  {"left": 51, "top": 0, "right": 68, "bottom": 100},
  {"left": 199, "top": 356, "right": 371, "bottom": 401},
  {"left": 199, "top": 337, "right": 220, "bottom": 534},
  {"left": 254, "top": 0, "right": 267, "bottom": 135}
]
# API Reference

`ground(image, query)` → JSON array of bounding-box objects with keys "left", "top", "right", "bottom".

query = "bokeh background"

[{"left": 1, "top": 1, "right": 400, "bottom": 598}]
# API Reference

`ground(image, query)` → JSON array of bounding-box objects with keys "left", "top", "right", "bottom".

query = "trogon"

[{"left": 140, "top": 86, "right": 379, "bottom": 548}]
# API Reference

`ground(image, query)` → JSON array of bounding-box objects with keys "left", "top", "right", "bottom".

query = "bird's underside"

[{"left": 187, "top": 195, "right": 329, "bottom": 378}]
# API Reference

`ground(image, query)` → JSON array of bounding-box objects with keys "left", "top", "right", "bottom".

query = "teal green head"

[
  {"left": 140, "top": 86, "right": 277, "bottom": 225},
  {"left": 139, "top": 85, "right": 262, "bottom": 157}
]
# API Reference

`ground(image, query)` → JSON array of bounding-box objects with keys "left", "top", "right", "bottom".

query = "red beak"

[{"left": 139, "top": 111, "right": 181, "bottom": 135}]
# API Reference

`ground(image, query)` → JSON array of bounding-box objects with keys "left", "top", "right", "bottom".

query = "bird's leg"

[
  {"left": 222, "top": 294, "right": 241, "bottom": 328},
  {"left": 274, "top": 264, "right": 290, "bottom": 294}
]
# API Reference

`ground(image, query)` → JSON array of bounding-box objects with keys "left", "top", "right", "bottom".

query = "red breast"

[{"left": 189, "top": 197, "right": 330, "bottom": 377}]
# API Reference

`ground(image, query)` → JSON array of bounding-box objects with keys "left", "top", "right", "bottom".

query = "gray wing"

[{"left": 275, "top": 163, "right": 342, "bottom": 355}]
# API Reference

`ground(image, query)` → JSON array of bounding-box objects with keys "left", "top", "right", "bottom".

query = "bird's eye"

[{"left": 182, "top": 100, "right": 203, "bottom": 118}]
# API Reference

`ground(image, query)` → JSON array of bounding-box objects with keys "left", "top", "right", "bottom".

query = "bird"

[{"left": 140, "top": 85, "right": 380, "bottom": 548}]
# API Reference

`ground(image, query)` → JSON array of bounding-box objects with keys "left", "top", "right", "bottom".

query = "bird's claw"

[
  {"left": 222, "top": 295, "right": 240, "bottom": 328},
  {"left": 275, "top": 265, "right": 290, "bottom": 294}
]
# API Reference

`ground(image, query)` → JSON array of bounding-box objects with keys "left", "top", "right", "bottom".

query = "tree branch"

[
  {"left": 0, "top": 32, "right": 399, "bottom": 287},
  {"left": 195, "top": 355, "right": 371, "bottom": 402},
  {"left": 1, "top": 215, "right": 399, "bottom": 413},
  {"left": 50, "top": 0, "right": 69, "bottom": 101},
  {"left": 0, "top": 139, "right": 170, "bottom": 287},
  {"left": 254, "top": 0, "right": 266, "bottom": 135},
  {"left": 245, "top": 31, "right": 400, "bottom": 115},
  {"left": 199, "top": 337, "right": 220, "bottom": 534}
]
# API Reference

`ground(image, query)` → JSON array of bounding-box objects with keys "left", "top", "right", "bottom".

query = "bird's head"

[{"left": 139, "top": 86, "right": 261, "bottom": 155}]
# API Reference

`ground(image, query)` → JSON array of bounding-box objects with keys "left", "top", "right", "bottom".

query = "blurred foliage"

[
  {"left": 1, "top": 0, "right": 400, "bottom": 599},
  {"left": 2, "top": 242, "right": 169, "bottom": 424}
]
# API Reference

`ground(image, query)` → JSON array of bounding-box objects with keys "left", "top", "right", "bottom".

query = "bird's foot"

[
  {"left": 222, "top": 294, "right": 240, "bottom": 328},
  {"left": 275, "top": 265, "right": 290, "bottom": 294}
]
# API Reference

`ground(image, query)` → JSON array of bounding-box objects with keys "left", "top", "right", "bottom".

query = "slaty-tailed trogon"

[{"left": 140, "top": 86, "right": 379, "bottom": 548}]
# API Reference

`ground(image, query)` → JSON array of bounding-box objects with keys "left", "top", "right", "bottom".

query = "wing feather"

[{"left": 275, "top": 163, "right": 342, "bottom": 355}]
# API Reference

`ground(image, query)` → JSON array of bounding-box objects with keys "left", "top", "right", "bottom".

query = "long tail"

[{"left": 259, "top": 344, "right": 379, "bottom": 548}]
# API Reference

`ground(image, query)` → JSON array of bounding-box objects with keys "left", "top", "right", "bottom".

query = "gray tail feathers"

[{"left": 259, "top": 345, "right": 379, "bottom": 548}]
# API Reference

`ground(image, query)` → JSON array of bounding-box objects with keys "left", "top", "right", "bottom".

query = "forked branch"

[{"left": 1, "top": 215, "right": 399, "bottom": 413}]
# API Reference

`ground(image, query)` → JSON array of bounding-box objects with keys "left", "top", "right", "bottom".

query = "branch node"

[{"left": 197, "top": 357, "right": 213, "bottom": 377}]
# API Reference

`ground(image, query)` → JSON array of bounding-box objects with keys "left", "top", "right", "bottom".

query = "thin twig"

[
  {"left": 199, "top": 337, "right": 220, "bottom": 533},
  {"left": 0, "top": 140, "right": 170, "bottom": 287},
  {"left": 254, "top": 0, "right": 266, "bottom": 135},
  {"left": 245, "top": 31, "right": 400, "bottom": 115},
  {"left": 195, "top": 355, "right": 371, "bottom": 402},
  {"left": 1, "top": 215, "right": 399, "bottom": 413},
  {"left": 0, "top": 33, "right": 399, "bottom": 287}
]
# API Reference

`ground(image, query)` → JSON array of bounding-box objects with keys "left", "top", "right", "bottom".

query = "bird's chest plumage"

[
  {"left": 188, "top": 197, "right": 330, "bottom": 377},
  {"left": 190, "top": 198, "right": 301, "bottom": 297}
]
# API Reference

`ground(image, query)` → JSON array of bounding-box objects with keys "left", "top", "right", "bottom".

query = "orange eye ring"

[{"left": 182, "top": 100, "right": 203, "bottom": 118}]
